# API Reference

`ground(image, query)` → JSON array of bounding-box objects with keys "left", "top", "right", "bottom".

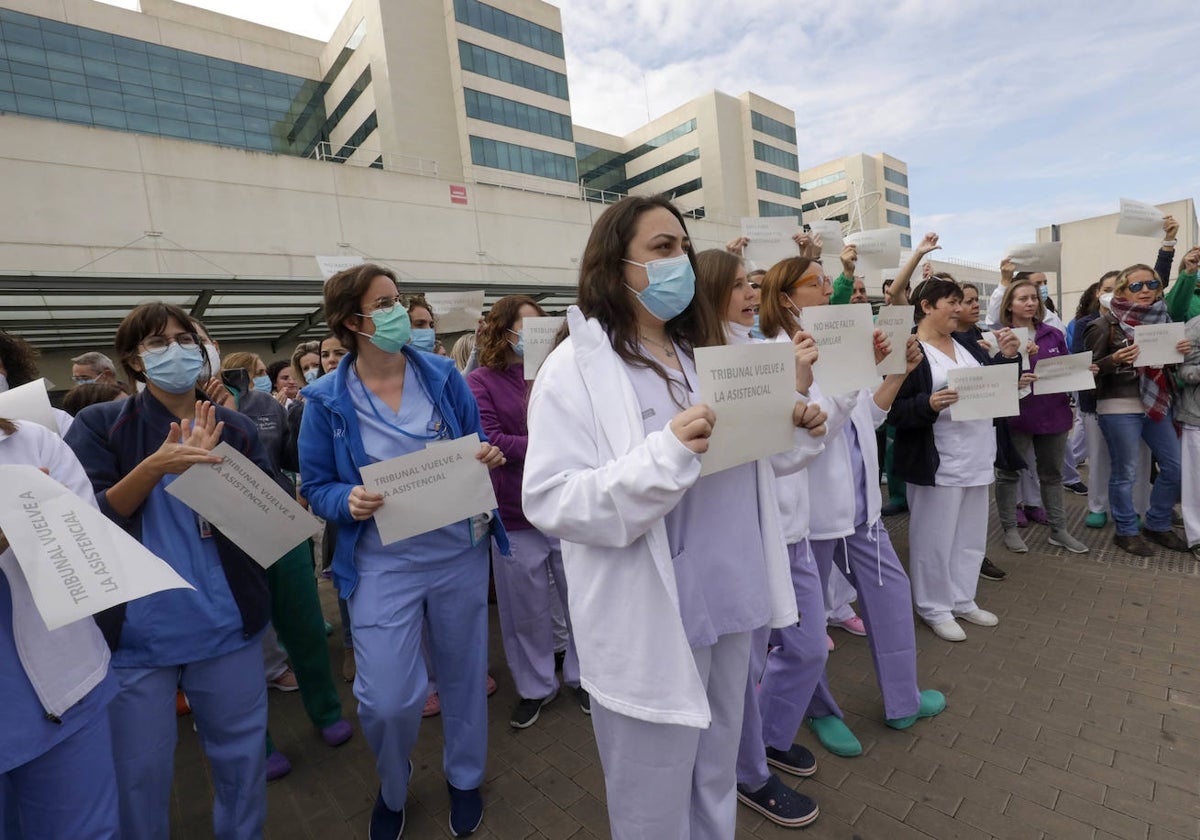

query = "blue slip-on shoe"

[
  {"left": 886, "top": 689, "right": 947, "bottom": 730},
  {"left": 765, "top": 743, "right": 818, "bottom": 777},
  {"left": 736, "top": 774, "right": 819, "bottom": 828},
  {"left": 369, "top": 788, "right": 405, "bottom": 840},
  {"left": 447, "top": 783, "right": 483, "bottom": 837}
]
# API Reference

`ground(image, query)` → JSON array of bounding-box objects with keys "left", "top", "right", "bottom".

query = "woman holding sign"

[
  {"left": 1084, "top": 265, "right": 1190, "bottom": 557},
  {"left": 523, "top": 197, "right": 818, "bottom": 839},
  {"left": 298, "top": 264, "right": 506, "bottom": 840},
  {"left": 889, "top": 279, "right": 1023, "bottom": 642},
  {"left": 1, "top": 419, "right": 120, "bottom": 839},
  {"left": 758, "top": 257, "right": 945, "bottom": 751},
  {"left": 467, "top": 295, "right": 586, "bottom": 729},
  {"left": 65, "top": 302, "right": 275, "bottom": 840},
  {"left": 993, "top": 280, "right": 1090, "bottom": 555}
]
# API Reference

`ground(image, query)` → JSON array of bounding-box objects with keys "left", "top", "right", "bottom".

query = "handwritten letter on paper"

[
  {"left": 166, "top": 442, "right": 321, "bottom": 568},
  {"left": 358, "top": 434, "right": 498, "bottom": 545},
  {"left": 694, "top": 342, "right": 796, "bottom": 476},
  {"left": 947, "top": 365, "right": 1019, "bottom": 422},
  {"left": 0, "top": 466, "right": 192, "bottom": 630},
  {"left": 802, "top": 303, "right": 879, "bottom": 394}
]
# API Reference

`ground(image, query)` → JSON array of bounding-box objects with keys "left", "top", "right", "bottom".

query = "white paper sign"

[
  {"left": 807, "top": 220, "right": 845, "bottom": 256},
  {"left": 741, "top": 216, "right": 800, "bottom": 270},
  {"left": 979, "top": 330, "right": 1000, "bottom": 356},
  {"left": 315, "top": 254, "right": 365, "bottom": 280},
  {"left": 801, "top": 303, "right": 879, "bottom": 394},
  {"left": 0, "top": 466, "right": 193, "bottom": 630},
  {"left": 1032, "top": 352, "right": 1095, "bottom": 395},
  {"left": 1133, "top": 322, "right": 1186, "bottom": 367},
  {"left": 694, "top": 342, "right": 796, "bottom": 476},
  {"left": 0, "top": 379, "right": 57, "bottom": 434},
  {"left": 424, "top": 290, "right": 486, "bottom": 334},
  {"left": 947, "top": 365, "right": 1019, "bottom": 421},
  {"left": 1115, "top": 198, "right": 1165, "bottom": 238},
  {"left": 358, "top": 433, "right": 498, "bottom": 545},
  {"left": 874, "top": 306, "right": 913, "bottom": 375},
  {"left": 166, "top": 443, "right": 321, "bottom": 568},
  {"left": 844, "top": 228, "right": 901, "bottom": 272},
  {"left": 522, "top": 317, "right": 565, "bottom": 380},
  {"left": 1006, "top": 242, "right": 1062, "bottom": 272}
]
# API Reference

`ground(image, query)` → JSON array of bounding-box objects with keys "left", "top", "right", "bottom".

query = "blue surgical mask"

[
  {"left": 410, "top": 327, "right": 436, "bottom": 352},
  {"left": 1038, "top": 285, "right": 1049, "bottom": 300},
  {"left": 750, "top": 313, "right": 763, "bottom": 340},
  {"left": 141, "top": 342, "right": 205, "bottom": 394},
  {"left": 253, "top": 374, "right": 273, "bottom": 393},
  {"left": 623, "top": 254, "right": 696, "bottom": 321},
  {"left": 507, "top": 328, "right": 525, "bottom": 358},
  {"left": 303, "top": 367, "right": 319, "bottom": 384},
  {"left": 357, "top": 305, "right": 411, "bottom": 354}
]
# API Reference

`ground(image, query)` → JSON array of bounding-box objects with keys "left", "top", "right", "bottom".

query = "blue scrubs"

[
  {"left": 345, "top": 363, "right": 489, "bottom": 810},
  {"left": 0, "top": 574, "right": 119, "bottom": 840}
]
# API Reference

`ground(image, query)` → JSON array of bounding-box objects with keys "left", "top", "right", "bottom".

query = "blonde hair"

[
  {"left": 1112, "top": 263, "right": 1162, "bottom": 300},
  {"left": 999, "top": 279, "right": 1045, "bottom": 327}
]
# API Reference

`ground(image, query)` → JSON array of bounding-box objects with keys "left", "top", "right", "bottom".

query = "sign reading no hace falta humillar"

[
  {"left": 0, "top": 466, "right": 192, "bottom": 631},
  {"left": 166, "top": 442, "right": 322, "bottom": 568}
]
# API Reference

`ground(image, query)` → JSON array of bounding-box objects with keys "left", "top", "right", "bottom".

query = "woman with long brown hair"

[{"left": 523, "top": 196, "right": 808, "bottom": 838}]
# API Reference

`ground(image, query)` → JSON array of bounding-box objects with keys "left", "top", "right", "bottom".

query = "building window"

[
  {"left": 753, "top": 141, "right": 798, "bottom": 172},
  {"left": 750, "top": 110, "right": 796, "bottom": 145},
  {"left": 885, "top": 187, "right": 908, "bottom": 208},
  {"left": 802, "top": 193, "right": 847, "bottom": 213},
  {"left": 886, "top": 209, "right": 910, "bottom": 227},
  {"left": 453, "top": 0, "right": 564, "bottom": 59},
  {"left": 619, "top": 149, "right": 699, "bottom": 191},
  {"left": 333, "top": 111, "right": 377, "bottom": 160},
  {"left": 469, "top": 135, "right": 577, "bottom": 181},
  {"left": 458, "top": 41, "right": 568, "bottom": 100},
  {"left": 576, "top": 118, "right": 697, "bottom": 191},
  {"left": 0, "top": 8, "right": 327, "bottom": 155},
  {"left": 464, "top": 88, "right": 572, "bottom": 141},
  {"left": 666, "top": 177, "right": 702, "bottom": 199},
  {"left": 900, "top": 233, "right": 912, "bottom": 248},
  {"left": 758, "top": 199, "right": 800, "bottom": 218},
  {"left": 884, "top": 166, "right": 908, "bottom": 187},
  {"left": 319, "top": 66, "right": 371, "bottom": 140},
  {"left": 799, "top": 170, "right": 845, "bottom": 191},
  {"left": 756, "top": 170, "right": 801, "bottom": 199}
]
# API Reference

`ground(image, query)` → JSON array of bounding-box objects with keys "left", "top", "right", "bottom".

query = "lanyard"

[{"left": 353, "top": 362, "right": 448, "bottom": 442}]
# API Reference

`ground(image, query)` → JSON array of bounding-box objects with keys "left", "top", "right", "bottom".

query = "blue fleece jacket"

[{"left": 298, "top": 348, "right": 509, "bottom": 597}]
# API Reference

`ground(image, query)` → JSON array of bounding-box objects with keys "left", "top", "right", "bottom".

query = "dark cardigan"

[{"left": 887, "top": 330, "right": 1024, "bottom": 486}]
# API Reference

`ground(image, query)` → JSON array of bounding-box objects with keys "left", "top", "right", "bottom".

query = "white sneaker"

[
  {"left": 955, "top": 608, "right": 999, "bottom": 627},
  {"left": 1002, "top": 529, "right": 1028, "bottom": 553},
  {"left": 929, "top": 620, "right": 966, "bottom": 642}
]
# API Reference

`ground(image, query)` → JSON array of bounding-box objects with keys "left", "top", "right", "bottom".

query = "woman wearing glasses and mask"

[
  {"left": 1085, "top": 265, "right": 1191, "bottom": 557},
  {"left": 65, "top": 302, "right": 275, "bottom": 840},
  {"left": 297, "top": 264, "right": 506, "bottom": 839}
]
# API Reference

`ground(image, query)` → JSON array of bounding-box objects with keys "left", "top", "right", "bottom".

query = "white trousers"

[
  {"left": 590, "top": 632, "right": 750, "bottom": 840},
  {"left": 1180, "top": 425, "right": 1200, "bottom": 546},
  {"left": 907, "top": 484, "right": 989, "bottom": 625}
]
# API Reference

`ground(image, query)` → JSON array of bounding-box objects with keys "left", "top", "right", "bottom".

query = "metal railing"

[{"left": 308, "top": 142, "right": 439, "bottom": 177}]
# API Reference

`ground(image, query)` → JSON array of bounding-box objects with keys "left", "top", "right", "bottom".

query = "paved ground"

[{"left": 170, "top": 476, "right": 1200, "bottom": 839}]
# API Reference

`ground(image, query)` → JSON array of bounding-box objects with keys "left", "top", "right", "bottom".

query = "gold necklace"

[{"left": 641, "top": 332, "right": 676, "bottom": 359}]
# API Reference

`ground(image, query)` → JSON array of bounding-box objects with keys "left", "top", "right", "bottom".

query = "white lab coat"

[
  {"left": 523, "top": 307, "right": 801, "bottom": 727},
  {"left": 807, "top": 391, "right": 888, "bottom": 541}
]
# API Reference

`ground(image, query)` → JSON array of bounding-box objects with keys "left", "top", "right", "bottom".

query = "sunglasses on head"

[{"left": 1128, "top": 280, "right": 1161, "bottom": 292}]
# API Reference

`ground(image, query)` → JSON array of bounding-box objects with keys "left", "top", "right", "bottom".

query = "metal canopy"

[{"left": 0, "top": 272, "right": 579, "bottom": 353}]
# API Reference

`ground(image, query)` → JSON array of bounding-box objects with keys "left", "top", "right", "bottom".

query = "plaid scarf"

[{"left": 1108, "top": 297, "right": 1174, "bottom": 420}]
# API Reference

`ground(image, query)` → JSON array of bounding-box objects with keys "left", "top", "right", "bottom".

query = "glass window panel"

[
  {"left": 209, "top": 68, "right": 237, "bottom": 87},
  {"left": 51, "top": 81, "right": 89, "bottom": 104},
  {"left": 148, "top": 54, "right": 179, "bottom": 76},
  {"left": 214, "top": 109, "right": 242, "bottom": 128},
  {"left": 153, "top": 73, "right": 182, "bottom": 93},
  {"left": 900, "top": 234, "right": 912, "bottom": 248},
  {"left": 79, "top": 40, "right": 116, "bottom": 62},
  {"left": 0, "top": 74, "right": 12, "bottom": 93},
  {"left": 187, "top": 106, "right": 217, "bottom": 125},
  {"left": 179, "top": 61, "right": 209, "bottom": 81},
  {"left": 886, "top": 209, "right": 910, "bottom": 226},
  {"left": 211, "top": 84, "right": 239, "bottom": 103},
  {"left": 154, "top": 87, "right": 184, "bottom": 104},
  {"left": 48, "top": 67, "right": 85, "bottom": 86},
  {"left": 182, "top": 77, "right": 212, "bottom": 96},
  {"left": 117, "top": 65, "right": 151, "bottom": 86},
  {"left": 123, "top": 94, "right": 156, "bottom": 116},
  {"left": 87, "top": 87, "right": 122, "bottom": 109},
  {"left": 120, "top": 81, "right": 153, "bottom": 98},
  {"left": 155, "top": 99, "right": 187, "bottom": 121},
  {"left": 145, "top": 43, "right": 176, "bottom": 59},
  {"left": 7, "top": 42, "right": 45, "bottom": 65},
  {"left": 91, "top": 106, "right": 126, "bottom": 129},
  {"left": 216, "top": 127, "right": 246, "bottom": 146},
  {"left": 16, "top": 93, "right": 56, "bottom": 117},
  {"left": 0, "top": 90, "right": 16, "bottom": 110},
  {"left": 113, "top": 47, "right": 149, "bottom": 70},
  {"left": 82, "top": 57, "right": 118, "bottom": 79},
  {"left": 88, "top": 75, "right": 120, "bottom": 93},
  {"left": 156, "top": 116, "right": 189, "bottom": 136},
  {"left": 75, "top": 27, "right": 112, "bottom": 45},
  {"left": 3, "top": 23, "right": 43, "bottom": 47},
  {"left": 39, "top": 19, "right": 77, "bottom": 37},
  {"left": 12, "top": 74, "right": 51, "bottom": 97},
  {"left": 41, "top": 31, "right": 78, "bottom": 52},
  {"left": 188, "top": 122, "right": 218, "bottom": 141},
  {"left": 54, "top": 100, "right": 91, "bottom": 122}
]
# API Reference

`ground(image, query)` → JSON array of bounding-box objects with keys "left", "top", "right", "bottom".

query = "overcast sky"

[{"left": 99, "top": 0, "right": 1200, "bottom": 265}]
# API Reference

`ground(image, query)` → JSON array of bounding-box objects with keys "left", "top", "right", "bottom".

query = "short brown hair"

[
  {"left": 323, "top": 264, "right": 399, "bottom": 353},
  {"left": 0, "top": 331, "right": 40, "bottom": 387},
  {"left": 114, "top": 302, "right": 205, "bottom": 385},
  {"left": 758, "top": 257, "right": 819, "bottom": 340},
  {"left": 479, "top": 295, "right": 546, "bottom": 370}
]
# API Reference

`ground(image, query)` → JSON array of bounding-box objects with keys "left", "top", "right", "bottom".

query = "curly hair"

[
  {"left": 0, "top": 331, "right": 41, "bottom": 387},
  {"left": 478, "top": 295, "right": 546, "bottom": 371}
]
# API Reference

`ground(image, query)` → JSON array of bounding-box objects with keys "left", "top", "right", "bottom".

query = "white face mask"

[{"left": 204, "top": 343, "right": 221, "bottom": 375}]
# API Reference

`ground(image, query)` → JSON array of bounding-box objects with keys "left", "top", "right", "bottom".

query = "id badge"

[
  {"left": 469, "top": 512, "right": 492, "bottom": 547},
  {"left": 196, "top": 514, "right": 214, "bottom": 539}
]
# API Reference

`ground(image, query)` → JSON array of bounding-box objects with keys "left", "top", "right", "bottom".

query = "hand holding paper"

[
  {"left": 669, "top": 404, "right": 717, "bottom": 455},
  {"left": 793, "top": 401, "right": 827, "bottom": 438},
  {"left": 792, "top": 330, "right": 818, "bottom": 394},
  {"left": 1115, "top": 198, "right": 1165, "bottom": 238}
]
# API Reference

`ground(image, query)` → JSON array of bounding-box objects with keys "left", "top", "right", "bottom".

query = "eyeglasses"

[
  {"left": 140, "top": 333, "right": 199, "bottom": 354},
  {"left": 794, "top": 274, "right": 832, "bottom": 290},
  {"left": 1127, "top": 280, "right": 1162, "bottom": 292},
  {"left": 367, "top": 296, "right": 403, "bottom": 313}
]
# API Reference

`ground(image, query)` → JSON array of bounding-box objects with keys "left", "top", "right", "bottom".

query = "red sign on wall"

[{"left": 450, "top": 185, "right": 468, "bottom": 205}]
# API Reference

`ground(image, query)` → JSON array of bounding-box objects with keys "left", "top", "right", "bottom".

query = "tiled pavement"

[{"left": 170, "top": 479, "right": 1200, "bottom": 839}]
